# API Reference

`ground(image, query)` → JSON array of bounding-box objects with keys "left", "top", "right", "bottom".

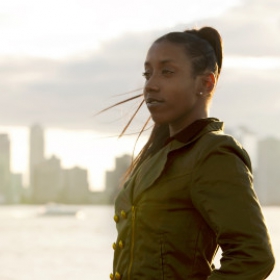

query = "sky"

[{"left": 1, "top": 0, "right": 280, "bottom": 190}]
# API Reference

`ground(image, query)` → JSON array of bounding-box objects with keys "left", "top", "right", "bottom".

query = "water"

[{"left": 0, "top": 205, "right": 278, "bottom": 280}]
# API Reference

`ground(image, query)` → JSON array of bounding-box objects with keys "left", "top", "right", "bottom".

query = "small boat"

[{"left": 38, "top": 203, "right": 83, "bottom": 217}]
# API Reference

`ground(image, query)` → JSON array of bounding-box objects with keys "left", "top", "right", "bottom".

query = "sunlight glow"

[{"left": 225, "top": 56, "right": 280, "bottom": 70}]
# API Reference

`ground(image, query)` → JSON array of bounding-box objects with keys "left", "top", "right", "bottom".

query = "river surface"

[{"left": 0, "top": 205, "right": 278, "bottom": 279}]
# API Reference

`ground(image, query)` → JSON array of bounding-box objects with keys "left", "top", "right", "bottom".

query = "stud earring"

[{"left": 199, "top": 92, "right": 203, "bottom": 96}]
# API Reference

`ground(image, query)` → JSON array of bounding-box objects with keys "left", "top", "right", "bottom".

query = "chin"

[{"left": 151, "top": 116, "right": 169, "bottom": 125}]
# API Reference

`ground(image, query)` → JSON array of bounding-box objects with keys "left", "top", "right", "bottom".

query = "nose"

[{"left": 144, "top": 74, "right": 160, "bottom": 96}]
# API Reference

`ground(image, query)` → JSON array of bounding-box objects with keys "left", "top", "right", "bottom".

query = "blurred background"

[{"left": 0, "top": 0, "right": 279, "bottom": 279}]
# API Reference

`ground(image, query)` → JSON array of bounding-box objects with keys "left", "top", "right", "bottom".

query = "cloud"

[
  {"left": 199, "top": 0, "right": 280, "bottom": 56},
  {"left": 0, "top": 0, "right": 279, "bottom": 137},
  {"left": 0, "top": 35, "right": 150, "bottom": 131},
  {"left": 213, "top": 67, "right": 280, "bottom": 136}
]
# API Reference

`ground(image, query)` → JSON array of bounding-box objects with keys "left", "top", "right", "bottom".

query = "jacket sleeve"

[{"left": 190, "top": 135, "right": 275, "bottom": 280}]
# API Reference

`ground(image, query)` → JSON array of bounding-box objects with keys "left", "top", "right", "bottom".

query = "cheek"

[{"left": 169, "top": 85, "right": 196, "bottom": 104}]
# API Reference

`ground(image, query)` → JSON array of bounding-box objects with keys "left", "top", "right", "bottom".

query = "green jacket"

[{"left": 112, "top": 119, "right": 274, "bottom": 280}]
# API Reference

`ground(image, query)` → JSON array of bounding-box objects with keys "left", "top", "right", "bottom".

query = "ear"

[{"left": 201, "top": 73, "right": 216, "bottom": 96}]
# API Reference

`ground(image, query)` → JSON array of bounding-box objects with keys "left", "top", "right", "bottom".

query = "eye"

[
  {"left": 162, "top": 69, "right": 174, "bottom": 76},
  {"left": 142, "top": 71, "right": 151, "bottom": 80}
]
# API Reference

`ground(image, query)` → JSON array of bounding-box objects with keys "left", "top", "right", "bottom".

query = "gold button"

[
  {"left": 115, "top": 272, "right": 121, "bottom": 280},
  {"left": 114, "top": 214, "right": 119, "bottom": 223},
  {"left": 112, "top": 242, "right": 117, "bottom": 250},
  {"left": 118, "top": 240, "right": 124, "bottom": 249},
  {"left": 109, "top": 273, "right": 114, "bottom": 279},
  {"left": 120, "top": 210, "right": 127, "bottom": 219}
]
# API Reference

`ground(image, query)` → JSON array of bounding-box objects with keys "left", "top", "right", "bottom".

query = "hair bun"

[{"left": 197, "top": 27, "right": 223, "bottom": 74}]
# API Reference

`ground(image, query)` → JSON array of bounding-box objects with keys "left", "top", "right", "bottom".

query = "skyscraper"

[
  {"left": 105, "top": 154, "right": 131, "bottom": 203},
  {"left": 0, "top": 134, "right": 11, "bottom": 203},
  {"left": 256, "top": 137, "right": 280, "bottom": 205},
  {"left": 63, "top": 166, "right": 89, "bottom": 204},
  {"left": 29, "top": 124, "right": 45, "bottom": 198},
  {"left": 33, "top": 155, "right": 63, "bottom": 203}
]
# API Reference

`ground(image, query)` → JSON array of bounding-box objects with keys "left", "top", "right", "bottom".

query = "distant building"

[
  {"left": 29, "top": 124, "right": 45, "bottom": 198},
  {"left": 62, "top": 167, "right": 89, "bottom": 204},
  {"left": 33, "top": 155, "right": 63, "bottom": 204},
  {"left": 230, "top": 126, "right": 258, "bottom": 170},
  {"left": 9, "top": 173, "right": 23, "bottom": 204},
  {"left": 0, "top": 134, "right": 11, "bottom": 203},
  {"left": 256, "top": 137, "right": 280, "bottom": 205},
  {"left": 28, "top": 124, "right": 93, "bottom": 204},
  {"left": 0, "top": 134, "right": 23, "bottom": 204},
  {"left": 105, "top": 154, "right": 131, "bottom": 204}
]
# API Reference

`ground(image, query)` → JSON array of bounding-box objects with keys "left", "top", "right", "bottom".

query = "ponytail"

[{"left": 195, "top": 27, "right": 223, "bottom": 75}]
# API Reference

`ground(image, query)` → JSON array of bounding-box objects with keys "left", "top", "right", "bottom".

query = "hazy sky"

[
  {"left": 1, "top": 0, "right": 280, "bottom": 134},
  {"left": 1, "top": 0, "right": 239, "bottom": 58},
  {"left": 1, "top": 0, "right": 280, "bottom": 189}
]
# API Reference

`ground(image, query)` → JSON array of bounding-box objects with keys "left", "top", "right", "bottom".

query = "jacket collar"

[
  {"left": 132, "top": 118, "right": 224, "bottom": 203},
  {"left": 169, "top": 118, "right": 223, "bottom": 151},
  {"left": 167, "top": 118, "right": 220, "bottom": 144}
]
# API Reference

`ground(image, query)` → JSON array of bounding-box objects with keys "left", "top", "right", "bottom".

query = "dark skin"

[{"left": 143, "top": 41, "right": 215, "bottom": 136}]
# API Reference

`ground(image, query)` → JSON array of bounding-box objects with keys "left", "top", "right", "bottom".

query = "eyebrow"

[{"left": 144, "top": 59, "right": 176, "bottom": 67}]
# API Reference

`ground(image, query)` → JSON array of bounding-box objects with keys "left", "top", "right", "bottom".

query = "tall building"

[
  {"left": 230, "top": 126, "right": 258, "bottom": 170},
  {"left": 33, "top": 155, "right": 63, "bottom": 204},
  {"left": 62, "top": 167, "right": 89, "bottom": 204},
  {"left": 29, "top": 124, "right": 45, "bottom": 197},
  {"left": 105, "top": 154, "right": 131, "bottom": 203},
  {"left": 0, "top": 134, "right": 11, "bottom": 203},
  {"left": 256, "top": 137, "right": 280, "bottom": 205},
  {"left": 28, "top": 124, "right": 92, "bottom": 204},
  {"left": 9, "top": 173, "right": 23, "bottom": 204}
]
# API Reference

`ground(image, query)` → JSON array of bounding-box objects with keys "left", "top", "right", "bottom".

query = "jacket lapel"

[
  {"left": 132, "top": 121, "right": 223, "bottom": 203},
  {"left": 133, "top": 142, "right": 171, "bottom": 202},
  {"left": 132, "top": 139, "right": 195, "bottom": 203}
]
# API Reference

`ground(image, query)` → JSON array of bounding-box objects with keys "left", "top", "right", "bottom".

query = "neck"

[{"left": 169, "top": 111, "right": 208, "bottom": 137}]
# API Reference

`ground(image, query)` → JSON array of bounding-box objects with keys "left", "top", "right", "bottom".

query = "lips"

[{"left": 145, "top": 97, "right": 164, "bottom": 105}]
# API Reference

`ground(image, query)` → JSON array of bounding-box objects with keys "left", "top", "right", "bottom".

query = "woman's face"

[{"left": 143, "top": 41, "right": 204, "bottom": 135}]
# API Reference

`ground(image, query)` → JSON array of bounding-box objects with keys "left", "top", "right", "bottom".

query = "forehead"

[{"left": 145, "top": 41, "right": 189, "bottom": 66}]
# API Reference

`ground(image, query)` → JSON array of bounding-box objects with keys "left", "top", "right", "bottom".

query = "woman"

[{"left": 110, "top": 27, "right": 274, "bottom": 280}]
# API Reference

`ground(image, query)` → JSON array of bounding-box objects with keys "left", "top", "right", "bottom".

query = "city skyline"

[
  {"left": 0, "top": 124, "right": 133, "bottom": 204},
  {"left": 0, "top": 124, "right": 144, "bottom": 191},
  {"left": 1, "top": 0, "right": 280, "bottom": 192},
  {"left": 0, "top": 121, "right": 280, "bottom": 191},
  {"left": 0, "top": 122, "right": 280, "bottom": 205}
]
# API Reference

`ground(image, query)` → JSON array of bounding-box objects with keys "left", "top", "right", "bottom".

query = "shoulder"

[
  {"left": 201, "top": 129, "right": 240, "bottom": 148},
  {"left": 196, "top": 130, "right": 252, "bottom": 171}
]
